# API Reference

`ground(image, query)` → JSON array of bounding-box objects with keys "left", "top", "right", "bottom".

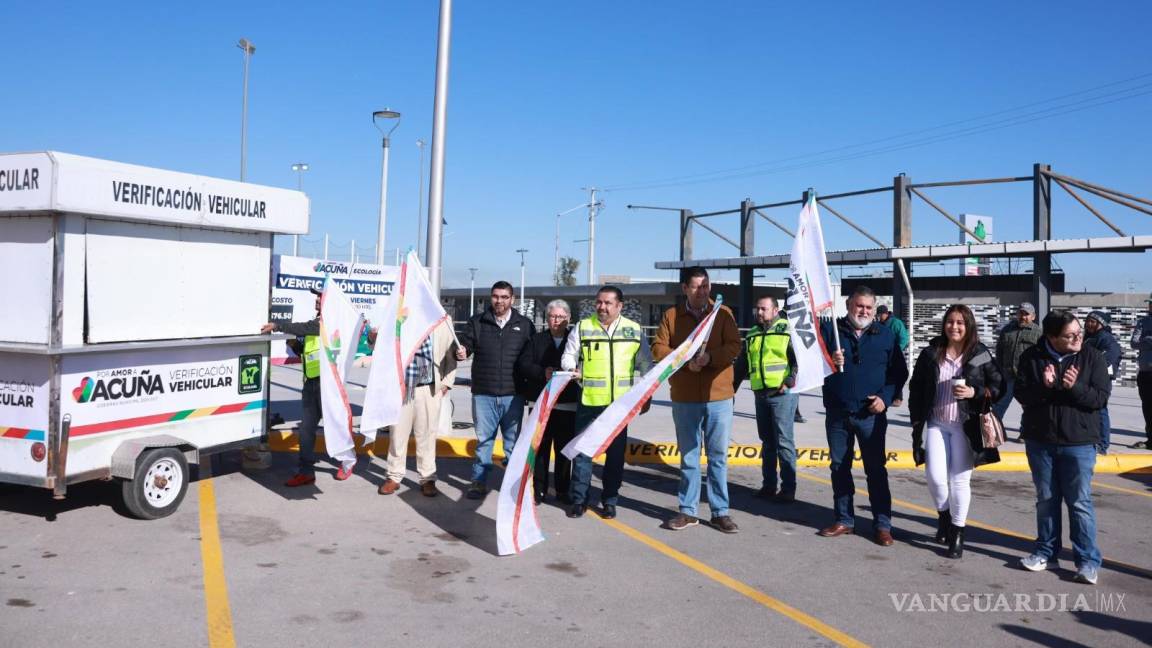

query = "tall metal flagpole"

[{"left": 425, "top": 0, "right": 453, "bottom": 296}]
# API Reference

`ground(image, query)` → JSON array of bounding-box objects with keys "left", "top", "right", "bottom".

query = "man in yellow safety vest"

[
  {"left": 261, "top": 288, "right": 352, "bottom": 486},
  {"left": 560, "top": 285, "right": 652, "bottom": 519},
  {"left": 734, "top": 295, "right": 799, "bottom": 502}
]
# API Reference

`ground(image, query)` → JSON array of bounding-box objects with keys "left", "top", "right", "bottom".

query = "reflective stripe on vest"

[
  {"left": 579, "top": 314, "right": 642, "bottom": 406},
  {"left": 303, "top": 335, "right": 321, "bottom": 379},
  {"left": 746, "top": 317, "right": 790, "bottom": 390}
]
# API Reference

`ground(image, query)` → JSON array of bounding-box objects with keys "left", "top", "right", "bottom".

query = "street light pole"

[
  {"left": 581, "top": 187, "right": 602, "bottom": 284},
  {"left": 237, "top": 38, "right": 255, "bottom": 182},
  {"left": 468, "top": 267, "right": 478, "bottom": 317},
  {"left": 426, "top": 0, "right": 453, "bottom": 297},
  {"left": 515, "top": 248, "right": 529, "bottom": 309},
  {"left": 416, "top": 139, "right": 426, "bottom": 256},
  {"left": 554, "top": 202, "right": 589, "bottom": 285},
  {"left": 373, "top": 109, "right": 402, "bottom": 266},
  {"left": 290, "top": 163, "right": 309, "bottom": 256}
]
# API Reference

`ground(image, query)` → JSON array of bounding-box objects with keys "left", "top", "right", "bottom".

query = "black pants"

[
  {"left": 298, "top": 378, "right": 322, "bottom": 474},
  {"left": 1139, "top": 371, "right": 1152, "bottom": 443},
  {"left": 534, "top": 408, "right": 576, "bottom": 499}
]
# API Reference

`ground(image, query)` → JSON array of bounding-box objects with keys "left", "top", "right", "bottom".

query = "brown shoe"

[
  {"left": 818, "top": 523, "right": 854, "bottom": 537},
  {"left": 420, "top": 481, "right": 439, "bottom": 497},
  {"left": 710, "top": 516, "right": 739, "bottom": 534},
  {"left": 377, "top": 479, "right": 400, "bottom": 495},
  {"left": 873, "top": 529, "right": 894, "bottom": 547}
]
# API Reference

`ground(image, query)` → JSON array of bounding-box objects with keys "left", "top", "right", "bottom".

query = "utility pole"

[
  {"left": 582, "top": 186, "right": 601, "bottom": 285},
  {"left": 515, "top": 248, "right": 529, "bottom": 310}
]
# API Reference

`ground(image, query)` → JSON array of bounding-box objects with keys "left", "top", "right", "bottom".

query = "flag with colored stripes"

[
  {"left": 562, "top": 297, "right": 722, "bottom": 461},
  {"left": 319, "top": 277, "right": 366, "bottom": 465},
  {"left": 785, "top": 196, "right": 838, "bottom": 393},
  {"left": 360, "top": 250, "right": 451, "bottom": 436},
  {"left": 497, "top": 372, "right": 575, "bottom": 556}
]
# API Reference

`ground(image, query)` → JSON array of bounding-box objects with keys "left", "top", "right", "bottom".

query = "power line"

[{"left": 604, "top": 72, "right": 1152, "bottom": 192}]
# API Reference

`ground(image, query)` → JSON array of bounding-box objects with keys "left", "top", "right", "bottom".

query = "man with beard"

[{"left": 816, "top": 286, "right": 908, "bottom": 546}]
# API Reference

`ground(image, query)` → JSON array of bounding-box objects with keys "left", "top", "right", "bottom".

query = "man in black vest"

[{"left": 456, "top": 281, "right": 536, "bottom": 499}]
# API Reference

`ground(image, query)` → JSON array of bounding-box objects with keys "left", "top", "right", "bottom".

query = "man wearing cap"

[
  {"left": 260, "top": 288, "right": 355, "bottom": 486},
  {"left": 1085, "top": 310, "right": 1122, "bottom": 454},
  {"left": 877, "top": 305, "right": 909, "bottom": 354},
  {"left": 1132, "top": 294, "right": 1152, "bottom": 449},
  {"left": 993, "top": 303, "right": 1042, "bottom": 425}
]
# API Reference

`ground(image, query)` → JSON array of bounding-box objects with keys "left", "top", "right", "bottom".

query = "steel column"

[
  {"left": 892, "top": 174, "right": 912, "bottom": 319},
  {"left": 679, "top": 209, "right": 694, "bottom": 262},
  {"left": 1032, "top": 163, "right": 1052, "bottom": 316},
  {"left": 739, "top": 199, "right": 755, "bottom": 327}
]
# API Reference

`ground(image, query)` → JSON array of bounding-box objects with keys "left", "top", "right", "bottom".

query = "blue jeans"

[
  {"left": 992, "top": 375, "right": 1015, "bottom": 422},
  {"left": 1024, "top": 441, "right": 1102, "bottom": 568},
  {"left": 672, "top": 400, "right": 733, "bottom": 517},
  {"left": 826, "top": 412, "right": 891, "bottom": 530},
  {"left": 753, "top": 390, "right": 798, "bottom": 493},
  {"left": 569, "top": 405, "right": 628, "bottom": 506},
  {"left": 471, "top": 394, "right": 524, "bottom": 484}
]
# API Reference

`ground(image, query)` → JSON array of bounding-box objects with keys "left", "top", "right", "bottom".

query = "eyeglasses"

[{"left": 547, "top": 314, "right": 568, "bottom": 321}]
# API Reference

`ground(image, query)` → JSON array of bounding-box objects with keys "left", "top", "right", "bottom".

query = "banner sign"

[{"left": 270, "top": 255, "right": 398, "bottom": 363}]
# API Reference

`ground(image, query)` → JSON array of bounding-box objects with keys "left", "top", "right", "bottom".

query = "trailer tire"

[{"left": 121, "top": 448, "right": 189, "bottom": 520}]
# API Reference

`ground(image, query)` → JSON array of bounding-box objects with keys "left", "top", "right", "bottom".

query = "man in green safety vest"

[
  {"left": 261, "top": 288, "right": 352, "bottom": 486},
  {"left": 560, "top": 285, "right": 652, "bottom": 519},
  {"left": 734, "top": 295, "right": 799, "bottom": 503}
]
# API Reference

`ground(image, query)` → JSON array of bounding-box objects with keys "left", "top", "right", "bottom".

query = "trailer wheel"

[{"left": 121, "top": 448, "right": 189, "bottom": 520}]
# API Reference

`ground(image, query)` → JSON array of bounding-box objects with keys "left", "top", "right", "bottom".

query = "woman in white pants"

[{"left": 908, "top": 304, "right": 1005, "bottom": 558}]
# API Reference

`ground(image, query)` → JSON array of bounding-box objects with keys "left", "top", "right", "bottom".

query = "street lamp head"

[
  {"left": 291, "top": 163, "right": 309, "bottom": 172},
  {"left": 237, "top": 38, "right": 255, "bottom": 54},
  {"left": 416, "top": 139, "right": 425, "bottom": 148},
  {"left": 373, "top": 109, "right": 402, "bottom": 138}
]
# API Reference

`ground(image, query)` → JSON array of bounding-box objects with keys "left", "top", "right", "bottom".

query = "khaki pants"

[{"left": 386, "top": 384, "right": 440, "bottom": 483}]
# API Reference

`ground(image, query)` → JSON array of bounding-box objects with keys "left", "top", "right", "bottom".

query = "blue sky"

[{"left": 4, "top": 1, "right": 1150, "bottom": 291}]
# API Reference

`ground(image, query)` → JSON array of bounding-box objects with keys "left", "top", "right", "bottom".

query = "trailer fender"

[{"left": 110, "top": 435, "right": 197, "bottom": 480}]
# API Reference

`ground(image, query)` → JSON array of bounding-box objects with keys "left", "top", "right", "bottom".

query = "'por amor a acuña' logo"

[
  {"left": 313, "top": 261, "right": 349, "bottom": 274},
  {"left": 72, "top": 372, "right": 164, "bottom": 403}
]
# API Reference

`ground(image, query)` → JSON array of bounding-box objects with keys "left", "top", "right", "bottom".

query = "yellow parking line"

[
  {"left": 198, "top": 462, "right": 237, "bottom": 648},
  {"left": 1092, "top": 481, "right": 1152, "bottom": 499},
  {"left": 796, "top": 471, "right": 1152, "bottom": 579},
  {"left": 592, "top": 511, "right": 869, "bottom": 648}
]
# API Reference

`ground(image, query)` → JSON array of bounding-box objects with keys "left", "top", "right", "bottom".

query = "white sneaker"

[
  {"left": 1073, "top": 564, "right": 1099, "bottom": 585},
  {"left": 1020, "top": 554, "right": 1058, "bottom": 571}
]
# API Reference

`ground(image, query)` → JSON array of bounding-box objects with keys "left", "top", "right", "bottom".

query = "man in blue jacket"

[
  {"left": 817, "top": 286, "right": 908, "bottom": 547},
  {"left": 1084, "top": 310, "right": 1121, "bottom": 454}
]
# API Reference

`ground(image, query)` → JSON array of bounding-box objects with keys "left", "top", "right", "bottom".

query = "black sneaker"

[
  {"left": 773, "top": 491, "right": 796, "bottom": 503},
  {"left": 567, "top": 503, "right": 587, "bottom": 518},
  {"left": 601, "top": 503, "right": 617, "bottom": 519},
  {"left": 466, "top": 481, "right": 488, "bottom": 500},
  {"left": 756, "top": 486, "right": 777, "bottom": 499}
]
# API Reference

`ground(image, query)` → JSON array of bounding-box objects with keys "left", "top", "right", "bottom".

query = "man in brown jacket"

[{"left": 652, "top": 267, "right": 743, "bottom": 533}]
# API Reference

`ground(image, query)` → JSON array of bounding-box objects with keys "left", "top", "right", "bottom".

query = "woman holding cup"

[{"left": 908, "top": 304, "right": 1005, "bottom": 559}]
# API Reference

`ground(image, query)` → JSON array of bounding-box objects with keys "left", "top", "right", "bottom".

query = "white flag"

[
  {"left": 497, "top": 372, "right": 575, "bottom": 556},
  {"left": 562, "top": 299, "right": 722, "bottom": 460},
  {"left": 319, "top": 277, "right": 366, "bottom": 466},
  {"left": 785, "top": 196, "right": 837, "bottom": 393},
  {"left": 360, "top": 250, "right": 451, "bottom": 435}
]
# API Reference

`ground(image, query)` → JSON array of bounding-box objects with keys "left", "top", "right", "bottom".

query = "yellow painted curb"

[{"left": 265, "top": 430, "right": 1152, "bottom": 474}]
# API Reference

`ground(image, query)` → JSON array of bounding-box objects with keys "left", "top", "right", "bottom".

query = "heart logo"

[{"left": 72, "top": 377, "right": 94, "bottom": 403}]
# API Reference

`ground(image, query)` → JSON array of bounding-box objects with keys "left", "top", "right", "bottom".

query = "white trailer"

[{"left": 0, "top": 152, "right": 307, "bottom": 518}]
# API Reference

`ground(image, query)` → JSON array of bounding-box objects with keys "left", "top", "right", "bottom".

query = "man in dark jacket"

[
  {"left": 993, "top": 303, "right": 1042, "bottom": 423},
  {"left": 456, "top": 281, "right": 536, "bottom": 498},
  {"left": 1084, "top": 310, "right": 1121, "bottom": 454},
  {"left": 516, "top": 299, "right": 581, "bottom": 504},
  {"left": 1132, "top": 294, "right": 1152, "bottom": 449},
  {"left": 816, "top": 286, "right": 909, "bottom": 547},
  {"left": 1015, "top": 310, "right": 1109, "bottom": 585}
]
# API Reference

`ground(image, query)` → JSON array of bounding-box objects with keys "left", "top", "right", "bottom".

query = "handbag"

[{"left": 978, "top": 388, "right": 1005, "bottom": 449}]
